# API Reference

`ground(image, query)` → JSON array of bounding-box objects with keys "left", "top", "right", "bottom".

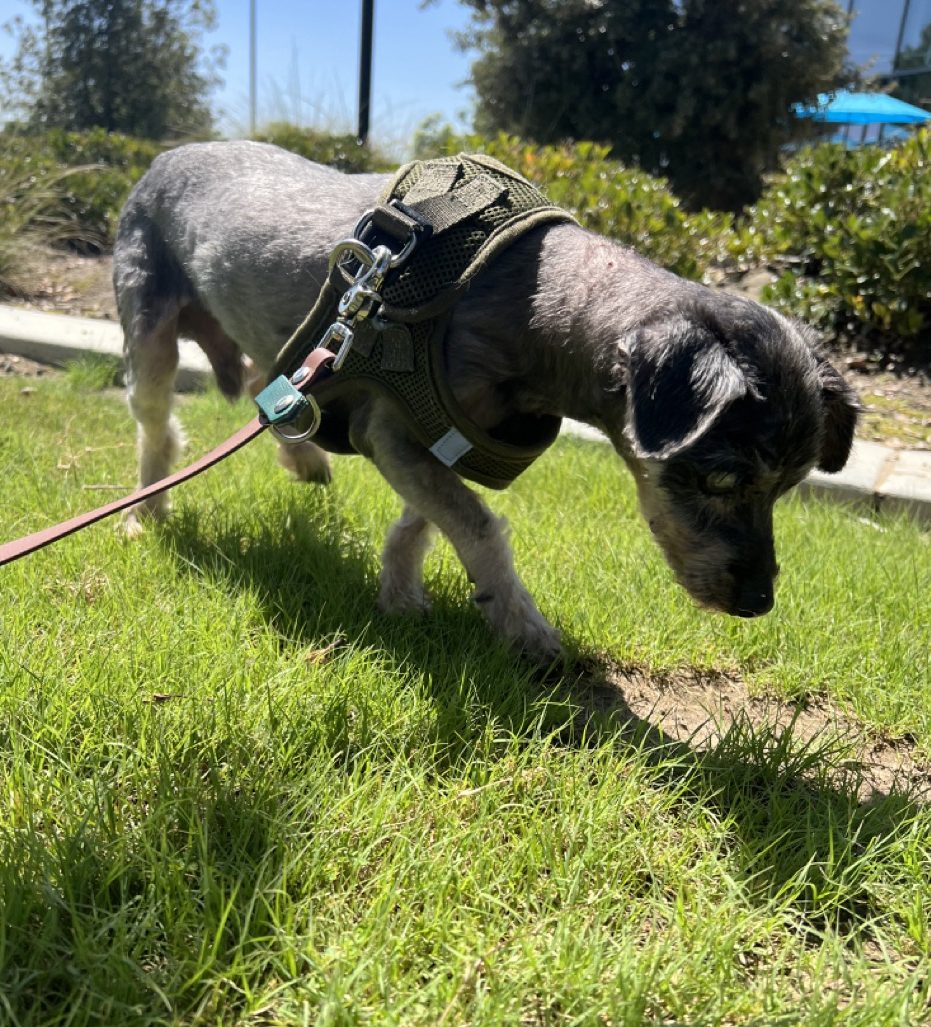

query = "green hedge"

[
  {"left": 253, "top": 123, "right": 392, "bottom": 174},
  {"left": 0, "top": 128, "right": 162, "bottom": 249},
  {"left": 0, "top": 125, "right": 389, "bottom": 253},
  {"left": 6, "top": 122, "right": 931, "bottom": 357},
  {"left": 738, "top": 131, "right": 931, "bottom": 351}
]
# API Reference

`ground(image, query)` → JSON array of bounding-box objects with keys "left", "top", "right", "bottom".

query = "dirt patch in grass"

[
  {"left": 581, "top": 662, "right": 931, "bottom": 805},
  {"left": 851, "top": 373, "right": 931, "bottom": 451}
]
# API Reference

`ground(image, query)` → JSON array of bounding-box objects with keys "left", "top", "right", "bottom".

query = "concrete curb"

[
  {"left": 0, "top": 304, "right": 211, "bottom": 391},
  {"left": 800, "top": 442, "right": 931, "bottom": 524},
  {"left": 2, "top": 303, "right": 930, "bottom": 524}
]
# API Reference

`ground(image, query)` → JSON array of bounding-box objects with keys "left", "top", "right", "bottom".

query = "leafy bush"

[
  {"left": 253, "top": 122, "right": 393, "bottom": 174},
  {"left": 0, "top": 125, "right": 393, "bottom": 253},
  {"left": 739, "top": 132, "right": 931, "bottom": 350},
  {"left": 0, "top": 128, "right": 162, "bottom": 249},
  {"left": 416, "top": 132, "right": 733, "bottom": 280}
]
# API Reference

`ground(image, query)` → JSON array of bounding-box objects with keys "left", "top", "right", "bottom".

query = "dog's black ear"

[
  {"left": 816, "top": 357, "right": 859, "bottom": 472},
  {"left": 626, "top": 322, "right": 748, "bottom": 458}
]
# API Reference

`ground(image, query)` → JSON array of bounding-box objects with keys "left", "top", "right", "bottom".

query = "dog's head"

[{"left": 617, "top": 296, "right": 858, "bottom": 617}]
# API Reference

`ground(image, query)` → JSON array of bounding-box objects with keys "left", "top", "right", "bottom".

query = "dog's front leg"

[
  {"left": 366, "top": 411, "right": 562, "bottom": 662},
  {"left": 379, "top": 505, "right": 435, "bottom": 615}
]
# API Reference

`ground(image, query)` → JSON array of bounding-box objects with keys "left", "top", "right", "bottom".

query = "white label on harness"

[{"left": 430, "top": 428, "right": 473, "bottom": 467}]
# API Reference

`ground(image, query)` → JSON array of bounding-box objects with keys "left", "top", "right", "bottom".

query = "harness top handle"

[
  {"left": 261, "top": 153, "right": 572, "bottom": 491},
  {"left": 269, "top": 153, "right": 576, "bottom": 382}
]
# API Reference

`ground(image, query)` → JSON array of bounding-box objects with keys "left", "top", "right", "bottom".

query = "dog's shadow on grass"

[
  {"left": 160, "top": 493, "right": 925, "bottom": 940},
  {"left": 5, "top": 491, "right": 918, "bottom": 1027}
]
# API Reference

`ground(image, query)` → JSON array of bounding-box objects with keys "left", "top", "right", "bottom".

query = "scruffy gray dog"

[{"left": 114, "top": 141, "right": 858, "bottom": 662}]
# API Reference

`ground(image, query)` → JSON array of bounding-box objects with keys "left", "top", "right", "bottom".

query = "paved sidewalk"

[{"left": 1, "top": 302, "right": 929, "bottom": 523}]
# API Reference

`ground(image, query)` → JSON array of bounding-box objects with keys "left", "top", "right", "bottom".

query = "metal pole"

[
  {"left": 358, "top": 0, "right": 374, "bottom": 144},
  {"left": 250, "top": 0, "right": 257, "bottom": 135},
  {"left": 894, "top": 0, "right": 912, "bottom": 71}
]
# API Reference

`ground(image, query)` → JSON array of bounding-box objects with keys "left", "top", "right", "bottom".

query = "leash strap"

[{"left": 0, "top": 350, "right": 334, "bottom": 569}]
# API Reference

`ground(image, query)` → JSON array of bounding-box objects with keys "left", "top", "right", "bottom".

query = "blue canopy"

[{"left": 793, "top": 90, "right": 931, "bottom": 126}]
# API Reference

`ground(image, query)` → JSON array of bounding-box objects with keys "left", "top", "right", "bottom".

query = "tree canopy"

[
  {"left": 451, "top": 0, "right": 850, "bottom": 210},
  {"left": 0, "top": 0, "right": 223, "bottom": 139}
]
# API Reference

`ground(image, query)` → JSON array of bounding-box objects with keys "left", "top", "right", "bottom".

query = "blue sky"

[{"left": 0, "top": 0, "right": 477, "bottom": 149}]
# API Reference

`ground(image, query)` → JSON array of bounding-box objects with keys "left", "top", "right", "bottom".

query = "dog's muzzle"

[{"left": 732, "top": 579, "right": 775, "bottom": 618}]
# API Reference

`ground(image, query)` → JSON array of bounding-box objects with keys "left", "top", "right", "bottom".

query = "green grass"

[
  {"left": 1, "top": 376, "right": 930, "bottom": 1026},
  {"left": 63, "top": 354, "right": 123, "bottom": 391}
]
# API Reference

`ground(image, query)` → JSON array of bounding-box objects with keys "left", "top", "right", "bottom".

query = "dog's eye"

[{"left": 702, "top": 471, "right": 739, "bottom": 495}]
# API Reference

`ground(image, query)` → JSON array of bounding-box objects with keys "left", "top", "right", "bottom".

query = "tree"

[
  {"left": 0, "top": 0, "right": 223, "bottom": 139},
  {"left": 449, "top": 0, "right": 850, "bottom": 211}
]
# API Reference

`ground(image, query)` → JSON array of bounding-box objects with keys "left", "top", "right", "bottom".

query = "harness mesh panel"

[
  {"left": 381, "top": 156, "right": 569, "bottom": 318},
  {"left": 273, "top": 154, "right": 574, "bottom": 489}
]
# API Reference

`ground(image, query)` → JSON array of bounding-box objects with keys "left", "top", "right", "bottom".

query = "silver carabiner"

[
  {"left": 327, "top": 238, "right": 378, "bottom": 275},
  {"left": 337, "top": 245, "right": 392, "bottom": 321}
]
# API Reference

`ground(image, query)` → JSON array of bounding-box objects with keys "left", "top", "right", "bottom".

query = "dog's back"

[
  {"left": 114, "top": 141, "right": 388, "bottom": 515},
  {"left": 114, "top": 140, "right": 388, "bottom": 381}
]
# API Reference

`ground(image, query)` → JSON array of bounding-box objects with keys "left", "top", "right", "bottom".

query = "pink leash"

[{"left": 0, "top": 349, "right": 334, "bottom": 568}]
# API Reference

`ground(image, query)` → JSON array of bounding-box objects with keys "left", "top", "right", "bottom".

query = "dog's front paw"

[
  {"left": 277, "top": 441, "right": 332, "bottom": 485},
  {"left": 475, "top": 586, "right": 563, "bottom": 664},
  {"left": 377, "top": 581, "right": 433, "bottom": 616}
]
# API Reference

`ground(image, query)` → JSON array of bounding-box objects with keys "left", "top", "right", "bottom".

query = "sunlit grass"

[{"left": 1, "top": 376, "right": 929, "bottom": 1026}]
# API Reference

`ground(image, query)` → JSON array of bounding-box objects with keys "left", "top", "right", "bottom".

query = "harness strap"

[
  {"left": 268, "top": 153, "right": 574, "bottom": 490},
  {"left": 0, "top": 349, "right": 335, "bottom": 569}
]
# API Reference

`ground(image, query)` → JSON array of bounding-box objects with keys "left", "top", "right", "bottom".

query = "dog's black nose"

[{"left": 733, "top": 581, "right": 775, "bottom": 618}]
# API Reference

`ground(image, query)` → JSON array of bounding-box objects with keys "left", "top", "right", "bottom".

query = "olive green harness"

[{"left": 269, "top": 154, "right": 577, "bottom": 489}]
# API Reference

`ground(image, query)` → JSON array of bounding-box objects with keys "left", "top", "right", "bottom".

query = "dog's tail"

[{"left": 114, "top": 212, "right": 245, "bottom": 401}]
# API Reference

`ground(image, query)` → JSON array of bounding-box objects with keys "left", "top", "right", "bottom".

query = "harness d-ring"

[
  {"left": 353, "top": 209, "right": 421, "bottom": 267},
  {"left": 270, "top": 393, "right": 322, "bottom": 445}
]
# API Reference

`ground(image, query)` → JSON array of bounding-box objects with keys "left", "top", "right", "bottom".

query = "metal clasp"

[
  {"left": 319, "top": 321, "right": 355, "bottom": 371},
  {"left": 317, "top": 220, "right": 418, "bottom": 371},
  {"left": 337, "top": 244, "right": 392, "bottom": 322}
]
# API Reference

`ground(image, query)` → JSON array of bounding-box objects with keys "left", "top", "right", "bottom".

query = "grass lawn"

[{"left": 1, "top": 371, "right": 930, "bottom": 1026}]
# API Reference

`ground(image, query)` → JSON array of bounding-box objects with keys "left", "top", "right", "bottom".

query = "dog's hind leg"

[
  {"left": 368, "top": 410, "right": 562, "bottom": 662},
  {"left": 122, "top": 308, "right": 184, "bottom": 535}
]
